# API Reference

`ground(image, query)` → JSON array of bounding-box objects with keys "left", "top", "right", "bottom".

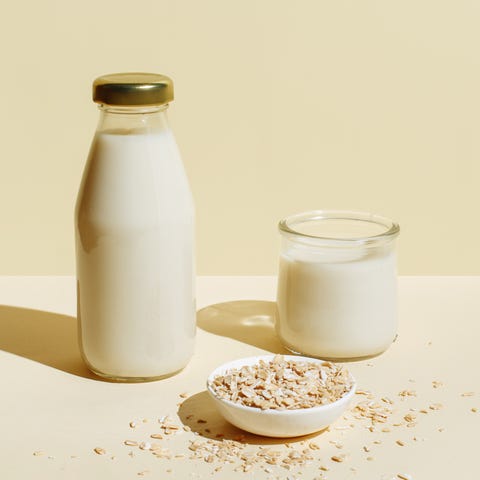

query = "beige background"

[{"left": 0, "top": 0, "right": 479, "bottom": 275}]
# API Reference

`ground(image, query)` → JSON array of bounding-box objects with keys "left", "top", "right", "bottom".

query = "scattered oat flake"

[
  {"left": 367, "top": 456, "right": 374, "bottom": 461},
  {"left": 429, "top": 403, "right": 443, "bottom": 410},
  {"left": 471, "top": 408, "right": 478, "bottom": 413},
  {"left": 179, "top": 392, "right": 188, "bottom": 398},
  {"left": 94, "top": 447, "right": 106, "bottom": 455},
  {"left": 150, "top": 434, "right": 163, "bottom": 439},
  {"left": 33, "top": 451, "right": 45, "bottom": 456},
  {"left": 137, "top": 471, "right": 150, "bottom": 477},
  {"left": 398, "top": 390, "right": 417, "bottom": 398},
  {"left": 398, "top": 474, "right": 413, "bottom": 480},
  {"left": 461, "top": 392, "right": 475, "bottom": 397},
  {"left": 124, "top": 440, "right": 138, "bottom": 446},
  {"left": 129, "top": 422, "right": 136, "bottom": 428},
  {"left": 329, "top": 440, "right": 343, "bottom": 449},
  {"left": 396, "top": 440, "right": 405, "bottom": 447},
  {"left": 404, "top": 413, "right": 416, "bottom": 423},
  {"left": 356, "top": 390, "right": 372, "bottom": 396},
  {"left": 152, "top": 447, "right": 172, "bottom": 459},
  {"left": 353, "top": 397, "right": 393, "bottom": 426},
  {"left": 432, "top": 381, "right": 443, "bottom": 388},
  {"left": 331, "top": 455, "right": 344, "bottom": 463},
  {"left": 139, "top": 442, "right": 151, "bottom": 450}
]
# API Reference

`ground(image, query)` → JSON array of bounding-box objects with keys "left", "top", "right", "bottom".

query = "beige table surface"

[{"left": 0, "top": 276, "right": 478, "bottom": 480}]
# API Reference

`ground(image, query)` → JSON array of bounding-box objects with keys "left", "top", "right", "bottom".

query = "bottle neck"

[{"left": 96, "top": 104, "right": 170, "bottom": 134}]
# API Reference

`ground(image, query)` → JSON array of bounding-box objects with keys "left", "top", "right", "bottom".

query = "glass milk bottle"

[
  {"left": 75, "top": 73, "right": 195, "bottom": 381},
  {"left": 276, "top": 210, "right": 400, "bottom": 360}
]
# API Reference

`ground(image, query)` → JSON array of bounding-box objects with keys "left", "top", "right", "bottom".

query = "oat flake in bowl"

[{"left": 206, "top": 355, "right": 356, "bottom": 437}]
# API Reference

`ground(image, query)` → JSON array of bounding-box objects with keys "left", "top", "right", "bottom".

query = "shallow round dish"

[{"left": 206, "top": 355, "right": 356, "bottom": 438}]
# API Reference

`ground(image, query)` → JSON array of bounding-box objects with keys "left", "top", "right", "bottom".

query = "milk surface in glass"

[{"left": 276, "top": 212, "right": 399, "bottom": 360}]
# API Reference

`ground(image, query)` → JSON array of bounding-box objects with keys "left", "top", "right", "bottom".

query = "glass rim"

[{"left": 278, "top": 210, "right": 400, "bottom": 247}]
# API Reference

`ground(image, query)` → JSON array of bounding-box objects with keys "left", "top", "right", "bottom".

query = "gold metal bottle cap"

[{"left": 93, "top": 73, "right": 174, "bottom": 106}]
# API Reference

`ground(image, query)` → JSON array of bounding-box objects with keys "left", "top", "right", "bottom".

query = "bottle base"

[{"left": 88, "top": 365, "right": 186, "bottom": 382}]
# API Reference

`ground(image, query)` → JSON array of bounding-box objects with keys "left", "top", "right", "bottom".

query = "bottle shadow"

[
  {"left": 196, "top": 300, "right": 289, "bottom": 354},
  {"left": 0, "top": 304, "right": 101, "bottom": 380},
  {"left": 177, "top": 391, "right": 325, "bottom": 445},
  {"left": 1, "top": 299, "right": 287, "bottom": 381}
]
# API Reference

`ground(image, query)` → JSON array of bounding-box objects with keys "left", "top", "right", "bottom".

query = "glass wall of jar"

[{"left": 276, "top": 210, "right": 400, "bottom": 360}]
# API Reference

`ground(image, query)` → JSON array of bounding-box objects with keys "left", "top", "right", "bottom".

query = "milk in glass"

[{"left": 276, "top": 211, "right": 399, "bottom": 360}]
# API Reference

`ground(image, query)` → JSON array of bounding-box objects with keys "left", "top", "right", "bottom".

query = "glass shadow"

[{"left": 196, "top": 300, "right": 288, "bottom": 354}]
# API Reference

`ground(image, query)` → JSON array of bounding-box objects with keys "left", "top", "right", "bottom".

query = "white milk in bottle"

[{"left": 75, "top": 73, "right": 195, "bottom": 381}]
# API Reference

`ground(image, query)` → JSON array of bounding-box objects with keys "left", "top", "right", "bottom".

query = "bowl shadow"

[
  {"left": 196, "top": 300, "right": 289, "bottom": 354},
  {"left": 0, "top": 304, "right": 107, "bottom": 381},
  {"left": 177, "top": 391, "right": 327, "bottom": 445}
]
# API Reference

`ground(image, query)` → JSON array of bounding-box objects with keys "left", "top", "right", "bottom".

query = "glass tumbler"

[{"left": 275, "top": 210, "right": 400, "bottom": 360}]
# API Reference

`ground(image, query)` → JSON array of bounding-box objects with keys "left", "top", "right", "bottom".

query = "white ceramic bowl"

[{"left": 206, "top": 355, "right": 356, "bottom": 438}]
